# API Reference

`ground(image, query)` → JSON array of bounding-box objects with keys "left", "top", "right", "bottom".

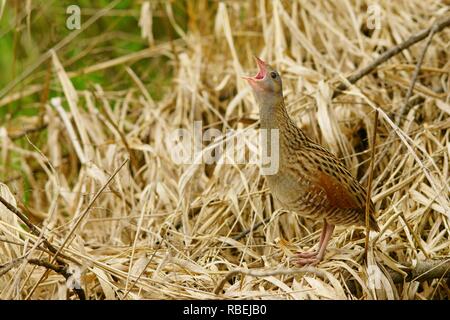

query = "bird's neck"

[
  {"left": 259, "top": 98, "right": 308, "bottom": 144},
  {"left": 258, "top": 95, "right": 286, "bottom": 128}
]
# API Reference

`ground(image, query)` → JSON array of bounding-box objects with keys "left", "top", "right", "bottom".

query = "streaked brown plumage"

[{"left": 244, "top": 57, "right": 379, "bottom": 265}]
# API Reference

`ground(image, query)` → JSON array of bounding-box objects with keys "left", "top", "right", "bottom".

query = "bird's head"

[{"left": 243, "top": 57, "right": 283, "bottom": 103}]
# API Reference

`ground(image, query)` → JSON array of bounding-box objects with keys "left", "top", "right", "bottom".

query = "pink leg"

[
  {"left": 295, "top": 220, "right": 328, "bottom": 258},
  {"left": 293, "top": 222, "right": 335, "bottom": 266}
]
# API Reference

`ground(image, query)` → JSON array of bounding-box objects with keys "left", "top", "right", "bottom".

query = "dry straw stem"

[
  {"left": 0, "top": 195, "right": 74, "bottom": 266},
  {"left": 27, "top": 258, "right": 86, "bottom": 300},
  {"left": 1, "top": 1, "right": 450, "bottom": 299},
  {"left": 0, "top": 194, "right": 86, "bottom": 299},
  {"left": 390, "top": 259, "right": 450, "bottom": 283},
  {"left": 216, "top": 259, "right": 450, "bottom": 296},
  {"left": 332, "top": 14, "right": 450, "bottom": 98},
  {"left": 396, "top": 23, "right": 440, "bottom": 123},
  {"left": 25, "top": 157, "right": 129, "bottom": 299},
  {"left": 214, "top": 267, "right": 327, "bottom": 295},
  {"left": 364, "top": 110, "right": 378, "bottom": 260}
]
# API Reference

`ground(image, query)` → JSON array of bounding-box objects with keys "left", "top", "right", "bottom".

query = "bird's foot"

[
  {"left": 295, "top": 251, "right": 318, "bottom": 259},
  {"left": 292, "top": 251, "right": 321, "bottom": 266},
  {"left": 292, "top": 256, "right": 321, "bottom": 266}
]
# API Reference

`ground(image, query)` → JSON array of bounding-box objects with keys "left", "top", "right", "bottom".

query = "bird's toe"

[
  {"left": 292, "top": 256, "right": 321, "bottom": 266},
  {"left": 295, "top": 251, "right": 318, "bottom": 259}
]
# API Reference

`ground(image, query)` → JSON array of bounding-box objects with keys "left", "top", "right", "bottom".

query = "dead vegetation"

[{"left": 0, "top": 1, "right": 450, "bottom": 300}]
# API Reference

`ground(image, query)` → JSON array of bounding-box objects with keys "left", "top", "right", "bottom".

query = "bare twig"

[
  {"left": 28, "top": 259, "right": 68, "bottom": 277},
  {"left": 0, "top": 195, "right": 74, "bottom": 265},
  {"left": 0, "top": 256, "right": 25, "bottom": 277},
  {"left": 332, "top": 15, "right": 450, "bottom": 98},
  {"left": 216, "top": 259, "right": 450, "bottom": 296},
  {"left": 25, "top": 158, "right": 129, "bottom": 299},
  {"left": 214, "top": 267, "right": 327, "bottom": 295},
  {"left": 28, "top": 259, "right": 86, "bottom": 300},
  {"left": 395, "top": 23, "right": 439, "bottom": 124},
  {"left": 0, "top": 195, "right": 85, "bottom": 299}
]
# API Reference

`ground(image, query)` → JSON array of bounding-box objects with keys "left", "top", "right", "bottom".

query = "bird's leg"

[
  {"left": 293, "top": 222, "right": 335, "bottom": 266},
  {"left": 314, "top": 223, "right": 335, "bottom": 261},
  {"left": 295, "top": 220, "right": 328, "bottom": 258}
]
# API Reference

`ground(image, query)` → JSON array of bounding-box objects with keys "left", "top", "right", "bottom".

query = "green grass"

[
  {"left": 0, "top": 0, "right": 183, "bottom": 187},
  {"left": 0, "top": 0, "right": 187, "bottom": 124}
]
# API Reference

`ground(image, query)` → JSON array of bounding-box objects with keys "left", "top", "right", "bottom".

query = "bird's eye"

[{"left": 270, "top": 71, "right": 277, "bottom": 79}]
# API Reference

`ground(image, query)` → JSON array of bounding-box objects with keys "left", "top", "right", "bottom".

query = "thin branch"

[
  {"left": 332, "top": 15, "right": 450, "bottom": 98},
  {"left": 215, "top": 259, "right": 450, "bottom": 296},
  {"left": 28, "top": 259, "right": 68, "bottom": 277},
  {"left": 28, "top": 259, "right": 86, "bottom": 300},
  {"left": 0, "top": 256, "right": 26, "bottom": 277},
  {"left": 214, "top": 266, "right": 326, "bottom": 295},
  {"left": 0, "top": 196, "right": 85, "bottom": 299},
  {"left": 25, "top": 158, "right": 129, "bottom": 300},
  {"left": 0, "top": 195, "right": 73, "bottom": 265},
  {"left": 0, "top": 256, "right": 86, "bottom": 300},
  {"left": 395, "top": 23, "right": 439, "bottom": 124}
]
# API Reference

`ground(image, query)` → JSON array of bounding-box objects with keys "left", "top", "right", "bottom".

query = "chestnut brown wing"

[
  {"left": 315, "top": 170, "right": 361, "bottom": 209},
  {"left": 310, "top": 170, "right": 379, "bottom": 230}
]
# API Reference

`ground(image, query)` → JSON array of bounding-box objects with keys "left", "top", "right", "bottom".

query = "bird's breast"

[{"left": 265, "top": 169, "right": 324, "bottom": 211}]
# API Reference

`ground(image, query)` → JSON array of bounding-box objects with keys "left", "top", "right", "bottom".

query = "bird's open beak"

[{"left": 242, "top": 56, "right": 267, "bottom": 89}]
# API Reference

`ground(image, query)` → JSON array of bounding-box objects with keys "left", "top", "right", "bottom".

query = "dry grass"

[{"left": 1, "top": 0, "right": 450, "bottom": 300}]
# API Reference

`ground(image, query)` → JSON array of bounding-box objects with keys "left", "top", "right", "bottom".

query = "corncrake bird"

[{"left": 244, "top": 57, "right": 379, "bottom": 265}]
